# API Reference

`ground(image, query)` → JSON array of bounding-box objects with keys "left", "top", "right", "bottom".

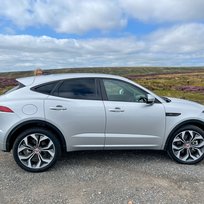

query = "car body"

[{"left": 0, "top": 73, "right": 204, "bottom": 172}]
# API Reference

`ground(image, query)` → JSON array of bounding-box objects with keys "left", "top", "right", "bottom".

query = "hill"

[{"left": 1, "top": 66, "right": 204, "bottom": 104}]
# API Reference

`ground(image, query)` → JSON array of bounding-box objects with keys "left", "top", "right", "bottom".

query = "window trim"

[{"left": 99, "top": 78, "right": 161, "bottom": 103}]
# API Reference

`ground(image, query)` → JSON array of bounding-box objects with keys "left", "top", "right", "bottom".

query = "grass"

[
  {"left": 1, "top": 66, "right": 204, "bottom": 104},
  {"left": 134, "top": 71, "right": 204, "bottom": 104}
]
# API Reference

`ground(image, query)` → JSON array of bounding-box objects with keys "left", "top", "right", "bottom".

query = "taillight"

[{"left": 0, "top": 106, "right": 14, "bottom": 113}]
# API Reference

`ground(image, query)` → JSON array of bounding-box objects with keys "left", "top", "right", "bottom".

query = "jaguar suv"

[{"left": 0, "top": 73, "right": 204, "bottom": 172}]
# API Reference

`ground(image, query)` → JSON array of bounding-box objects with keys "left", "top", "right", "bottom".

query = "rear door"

[{"left": 44, "top": 78, "right": 106, "bottom": 151}]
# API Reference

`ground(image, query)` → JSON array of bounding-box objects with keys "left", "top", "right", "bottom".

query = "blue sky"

[{"left": 0, "top": 0, "right": 204, "bottom": 72}]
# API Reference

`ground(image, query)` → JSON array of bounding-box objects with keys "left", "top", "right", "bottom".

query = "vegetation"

[
  {"left": 1, "top": 67, "right": 204, "bottom": 104},
  {"left": 133, "top": 71, "right": 204, "bottom": 104}
]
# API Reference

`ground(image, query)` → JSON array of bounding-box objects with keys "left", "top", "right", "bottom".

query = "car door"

[
  {"left": 101, "top": 78, "right": 166, "bottom": 150},
  {"left": 44, "top": 78, "right": 106, "bottom": 151}
]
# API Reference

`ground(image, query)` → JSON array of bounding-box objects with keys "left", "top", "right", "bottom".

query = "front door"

[{"left": 101, "top": 78, "right": 166, "bottom": 149}]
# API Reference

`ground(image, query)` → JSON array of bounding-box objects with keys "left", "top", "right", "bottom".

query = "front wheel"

[
  {"left": 13, "top": 128, "right": 61, "bottom": 172},
  {"left": 168, "top": 125, "right": 204, "bottom": 164}
]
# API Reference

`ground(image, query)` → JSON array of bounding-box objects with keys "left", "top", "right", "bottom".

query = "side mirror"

[{"left": 146, "top": 94, "right": 155, "bottom": 104}]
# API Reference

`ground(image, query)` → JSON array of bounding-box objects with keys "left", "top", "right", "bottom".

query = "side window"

[
  {"left": 103, "top": 79, "right": 147, "bottom": 102},
  {"left": 58, "top": 78, "right": 100, "bottom": 100},
  {"left": 33, "top": 81, "right": 58, "bottom": 95}
]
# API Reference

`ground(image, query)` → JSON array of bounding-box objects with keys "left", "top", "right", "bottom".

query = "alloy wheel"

[
  {"left": 172, "top": 130, "right": 204, "bottom": 162},
  {"left": 17, "top": 133, "right": 55, "bottom": 169}
]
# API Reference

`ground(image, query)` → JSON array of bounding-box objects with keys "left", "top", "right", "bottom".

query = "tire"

[
  {"left": 13, "top": 128, "right": 61, "bottom": 172},
  {"left": 167, "top": 125, "right": 204, "bottom": 164}
]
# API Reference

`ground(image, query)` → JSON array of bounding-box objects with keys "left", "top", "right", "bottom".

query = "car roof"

[{"left": 17, "top": 73, "right": 127, "bottom": 86}]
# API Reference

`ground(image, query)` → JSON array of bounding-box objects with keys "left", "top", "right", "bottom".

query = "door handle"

[
  {"left": 109, "top": 107, "right": 124, "bottom": 112},
  {"left": 50, "top": 105, "right": 67, "bottom": 111}
]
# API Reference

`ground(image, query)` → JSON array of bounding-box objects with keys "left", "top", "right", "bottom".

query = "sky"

[{"left": 0, "top": 0, "right": 204, "bottom": 72}]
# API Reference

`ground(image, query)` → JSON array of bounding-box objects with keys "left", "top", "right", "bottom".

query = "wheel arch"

[
  {"left": 6, "top": 120, "right": 67, "bottom": 152},
  {"left": 164, "top": 119, "right": 204, "bottom": 150}
]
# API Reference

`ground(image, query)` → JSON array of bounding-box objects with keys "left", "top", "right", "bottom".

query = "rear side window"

[
  {"left": 33, "top": 81, "right": 58, "bottom": 95},
  {"left": 57, "top": 78, "right": 100, "bottom": 100}
]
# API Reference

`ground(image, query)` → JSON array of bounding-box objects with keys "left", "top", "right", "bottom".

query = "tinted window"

[
  {"left": 34, "top": 81, "right": 58, "bottom": 95},
  {"left": 58, "top": 78, "right": 100, "bottom": 100},
  {"left": 103, "top": 79, "right": 147, "bottom": 102}
]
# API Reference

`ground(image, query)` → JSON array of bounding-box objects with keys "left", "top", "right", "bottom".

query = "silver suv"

[{"left": 0, "top": 73, "right": 204, "bottom": 172}]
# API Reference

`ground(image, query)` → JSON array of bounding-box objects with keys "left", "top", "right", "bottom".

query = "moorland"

[{"left": 1, "top": 67, "right": 204, "bottom": 104}]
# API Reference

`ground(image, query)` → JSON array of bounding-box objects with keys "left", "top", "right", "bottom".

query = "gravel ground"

[{"left": 0, "top": 150, "right": 204, "bottom": 204}]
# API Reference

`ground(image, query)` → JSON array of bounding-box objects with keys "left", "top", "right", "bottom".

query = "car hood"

[
  {"left": 163, "top": 97, "right": 204, "bottom": 114},
  {"left": 168, "top": 97, "right": 203, "bottom": 108},
  {"left": 168, "top": 97, "right": 204, "bottom": 107}
]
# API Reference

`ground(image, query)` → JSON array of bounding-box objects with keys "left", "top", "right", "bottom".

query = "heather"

[
  {"left": 1, "top": 67, "right": 204, "bottom": 104},
  {"left": 0, "top": 77, "right": 17, "bottom": 88}
]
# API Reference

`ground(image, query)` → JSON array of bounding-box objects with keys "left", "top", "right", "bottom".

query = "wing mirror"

[{"left": 146, "top": 94, "right": 155, "bottom": 104}]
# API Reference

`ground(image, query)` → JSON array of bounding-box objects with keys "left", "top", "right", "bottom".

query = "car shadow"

[{"left": 56, "top": 150, "right": 170, "bottom": 169}]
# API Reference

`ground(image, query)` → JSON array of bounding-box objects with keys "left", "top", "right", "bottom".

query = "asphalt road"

[{"left": 0, "top": 150, "right": 204, "bottom": 204}]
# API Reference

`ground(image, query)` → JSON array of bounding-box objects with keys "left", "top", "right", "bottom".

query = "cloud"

[
  {"left": 0, "top": 0, "right": 126, "bottom": 34},
  {"left": 120, "top": 0, "right": 204, "bottom": 23},
  {"left": 148, "top": 23, "right": 204, "bottom": 53},
  {"left": 0, "top": 0, "right": 204, "bottom": 34},
  {"left": 0, "top": 23, "right": 204, "bottom": 72}
]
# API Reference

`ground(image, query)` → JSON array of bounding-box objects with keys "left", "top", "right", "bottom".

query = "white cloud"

[
  {"left": 120, "top": 0, "right": 204, "bottom": 23},
  {"left": 148, "top": 23, "right": 204, "bottom": 53},
  {"left": 0, "top": 0, "right": 126, "bottom": 34},
  {"left": 0, "top": 0, "right": 204, "bottom": 34},
  {"left": 0, "top": 23, "right": 204, "bottom": 72}
]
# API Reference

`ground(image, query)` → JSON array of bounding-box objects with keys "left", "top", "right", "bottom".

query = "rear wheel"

[
  {"left": 168, "top": 125, "right": 204, "bottom": 164},
  {"left": 13, "top": 128, "right": 61, "bottom": 172}
]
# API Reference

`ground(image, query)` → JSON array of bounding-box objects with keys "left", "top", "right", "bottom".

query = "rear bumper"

[
  {"left": 0, "top": 112, "right": 21, "bottom": 151},
  {"left": 0, "top": 130, "right": 6, "bottom": 151}
]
